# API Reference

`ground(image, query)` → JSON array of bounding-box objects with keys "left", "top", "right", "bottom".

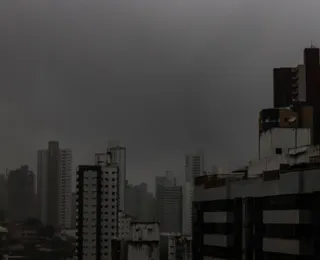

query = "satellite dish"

[{"left": 288, "top": 117, "right": 297, "bottom": 123}]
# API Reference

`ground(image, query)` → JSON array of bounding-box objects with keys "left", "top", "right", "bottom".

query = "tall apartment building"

[
  {"left": 7, "top": 165, "right": 36, "bottom": 221},
  {"left": 185, "top": 152, "right": 204, "bottom": 182},
  {"left": 273, "top": 47, "right": 320, "bottom": 144},
  {"left": 76, "top": 151, "right": 119, "bottom": 260},
  {"left": 156, "top": 172, "right": 182, "bottom": 233},
  {"left": 37, "top": 141, "right": 72, "bottom": 228},
  {"left": 108, "top": 142, "right": 126, "bottom": 212}
]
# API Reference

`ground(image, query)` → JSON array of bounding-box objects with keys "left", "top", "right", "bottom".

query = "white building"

[
  {"left": 127, "top": 222, "right": 160, "bottom": 260},
  {"left": 185, "top": 152, "right": 204, "bottom": 182},
  {"left": 37, "top": 141, "right": 72, "bottom": 229},
  {"left": 76, "top": 151, "right": 119, "bottom": 260},
  {"left": 182, "top": 182, "right": 193, "bottom": 236},
  {"left": 259, "top": 128, "right": 311, "bottom": 159},
  {"left": 130, "top": 222, "right": 160, "bottom": 241}
]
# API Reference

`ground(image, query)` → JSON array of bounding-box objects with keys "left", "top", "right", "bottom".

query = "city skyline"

[
  {"left": 0, "top": 142, "right": 210, "bottom": 193},
  {"left": 1, "top": 1, "right": 320, "bottom": 259},
  {"left": 1, "top": 1, "right": 320, "bottom": 193}
]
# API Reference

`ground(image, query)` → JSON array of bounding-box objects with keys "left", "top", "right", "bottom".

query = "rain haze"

[{"left": 0, "top": 0, "right": 319, "bottom": 190}]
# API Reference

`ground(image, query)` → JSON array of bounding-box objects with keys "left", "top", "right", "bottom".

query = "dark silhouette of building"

[
  {"left": 7, "top": 165, "right": 36, "bottom": 222},
  {"left": 273, "top": 47, "right": 320, "bottom": 144},
  {"left": 273, "top": 67, "right": 295, "bottom": 108}
]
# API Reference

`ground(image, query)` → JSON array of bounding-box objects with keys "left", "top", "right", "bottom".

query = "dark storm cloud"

[{"left": 0, "top": 0, "right": 319, "bottom": 188}]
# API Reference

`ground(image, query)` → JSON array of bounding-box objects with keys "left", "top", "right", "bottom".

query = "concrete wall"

[
  {"left": 259, "top": 128, "right": 311, "bottom": 158},
  {"left": 194, "top": 168, "right": 320, "bottom": 202}
]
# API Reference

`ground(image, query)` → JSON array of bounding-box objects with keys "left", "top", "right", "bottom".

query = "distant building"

[
  {"left": 155, "top": 172, "right": 182, "bottom": 233},
  {"left": 37, "top": 141, "right": 72, "bottom": 228},
  {"left": 185, "top": 152, "right": 204, "bottom": 182},
  {"left": 7, "top": 165, "right": 36, "bottom": 221},
  {"left": 125, "top": 182, "right": 155, "bottom": 222},
  {"left": 76, "top": 151, "right": 119, "bottom": 260}
]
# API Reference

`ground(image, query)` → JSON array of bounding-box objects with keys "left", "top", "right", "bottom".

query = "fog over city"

[{"left": 0, "top": 1, "right": 319, "bottom": 188}]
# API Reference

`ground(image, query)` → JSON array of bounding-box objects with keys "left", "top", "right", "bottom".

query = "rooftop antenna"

[{"left": 311, "top": 41, "right": 316, "bottom": 48}]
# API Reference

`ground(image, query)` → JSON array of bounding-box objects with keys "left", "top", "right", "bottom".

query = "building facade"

[
  {"left": 76, "top": 151, "right": 119, "bottom": 260},
  {"left": 193, "top": 167, "right": 320, "bottom": 260},
  {"left": 60, "top": 149, "right": 72, "bottom": 229},
  {"left": 37, "top": 141, "right": 72, "bottom": 228},
  {"left": 118, "top": 211, "right": 132, "bottom": 240},
  {"left": 155, "top": 174, "right": 182, "bottom": 233}
]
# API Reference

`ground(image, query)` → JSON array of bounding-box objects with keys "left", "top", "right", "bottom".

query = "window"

[{"left": 275, "top": 148, "right": 282, "bottom": 154}]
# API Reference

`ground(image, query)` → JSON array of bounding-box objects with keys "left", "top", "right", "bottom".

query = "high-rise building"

[
  {"left": 108, "top": 142, "right": 126, "bottom": 212},
  {"left": 124, "top": 182, "right": 155, "bottom": 222},
  {"left": 76, "top": 152, "right": 119, "bottom": 260},
  {"left": 60, "top": 149, "right": 72, "bottom": 229},
  {"left": 273, "top": 47, "right": 320, "bottom": 144},
  {"left": 156, "top": 172, "right": 182, "bottom": 233},
  {"left": 182, "top": 181, "right": 193, "bottom": 236},
  {"left": 37, "top": 141, "right": 72, "bottom": 228},
  {"left": 185, "top": 153, "right": 204, "bottom": 182},
  {"left": 155, "top": 172, "right": 176, "bottom": 226},
  {"left": 7, "top": 165, "right": 36, "bottom": 221}
]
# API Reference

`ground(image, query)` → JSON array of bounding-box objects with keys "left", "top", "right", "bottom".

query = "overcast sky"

[{"left": 0, "top": 0, "right": 319, "bottom": 190}]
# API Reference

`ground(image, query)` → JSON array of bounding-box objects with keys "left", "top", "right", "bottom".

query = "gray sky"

[{"left": 0, "top": 0, "right": 319, "bottom": 190}]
